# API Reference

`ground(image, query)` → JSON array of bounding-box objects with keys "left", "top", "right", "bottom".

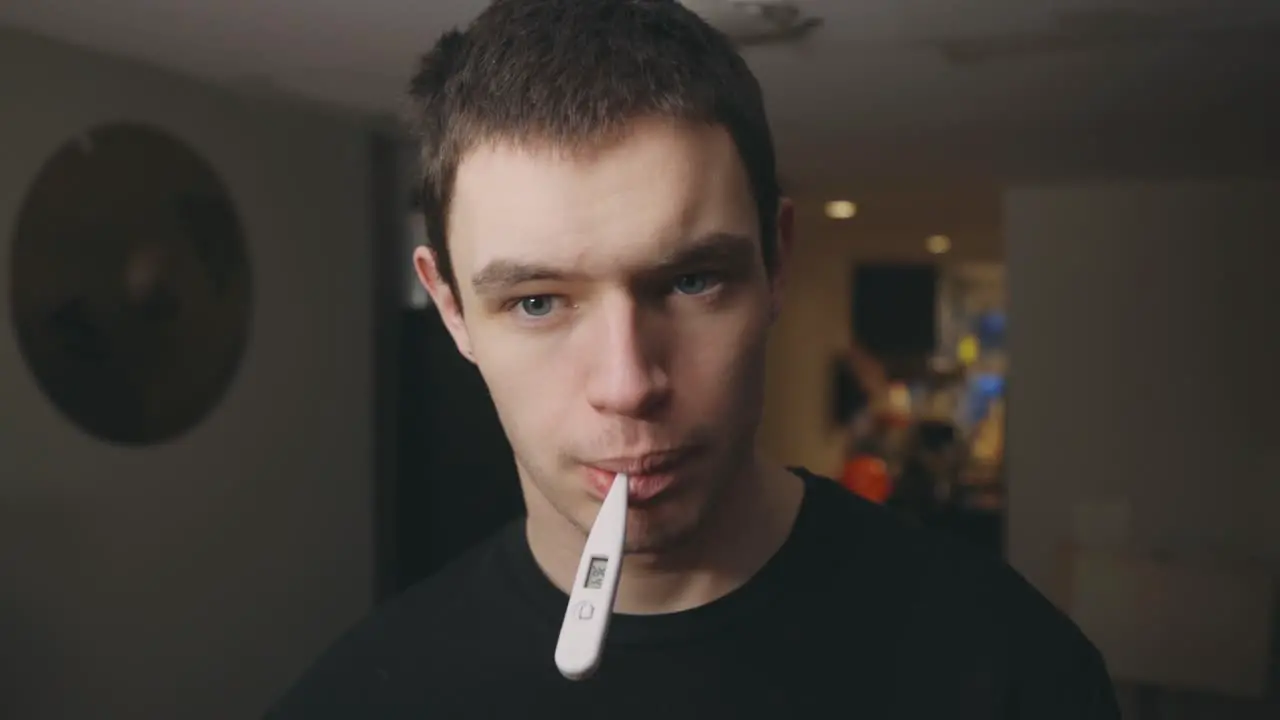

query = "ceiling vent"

[{"left": 680, "top": 0, "right": 822, "bottom": 47}]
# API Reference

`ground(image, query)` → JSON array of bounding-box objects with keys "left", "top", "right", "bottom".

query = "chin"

[{"left": 619, "top": 503, "right": 703, "bottom": 555}]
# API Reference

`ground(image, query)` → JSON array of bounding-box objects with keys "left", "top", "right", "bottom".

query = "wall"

[
  {"left": 1004, "top": 181, "right": 1280, "bottom": 714},
  {"left": 0, "top": 30, "right": 374, "bottom": 719}
]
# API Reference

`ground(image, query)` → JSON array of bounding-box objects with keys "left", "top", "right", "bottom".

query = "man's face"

[{"left": 418, "top": 118, "right": 789, "bottom": 553}]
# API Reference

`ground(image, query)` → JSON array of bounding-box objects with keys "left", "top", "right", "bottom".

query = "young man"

[{"left": 267, "top": 1, "right": 1120, "bottom": 717}]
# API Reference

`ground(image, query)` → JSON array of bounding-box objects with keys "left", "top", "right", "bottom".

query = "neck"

[{"left": 523, "top": 458, "right": 804, "bottom": 615}]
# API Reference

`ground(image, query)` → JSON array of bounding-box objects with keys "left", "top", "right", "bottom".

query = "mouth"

[{"left": 582, "top": 447, "right": 700, "bottom": 504}]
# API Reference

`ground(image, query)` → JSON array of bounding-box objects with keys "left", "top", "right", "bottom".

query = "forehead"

[{"left": 446, "top": 119, "right": 757, "bottom": 280}]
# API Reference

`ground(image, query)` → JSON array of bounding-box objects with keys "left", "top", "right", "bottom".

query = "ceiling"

[{"left": 3, "top": 0, "right": 1278, "bottom": 221}]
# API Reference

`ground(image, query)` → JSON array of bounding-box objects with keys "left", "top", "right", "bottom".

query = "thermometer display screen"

[{"left": 584, "top": 556, "right": 609, "bottom": 589}]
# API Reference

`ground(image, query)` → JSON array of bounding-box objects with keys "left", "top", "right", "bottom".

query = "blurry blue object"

[
  {"left": 975, "top": 311, "right": 1006, "bottom": 349},
  {"left": 965, "top": 373, "right": 1005, "bottom": 425}
]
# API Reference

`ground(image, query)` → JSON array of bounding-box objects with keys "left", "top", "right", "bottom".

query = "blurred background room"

[{"left": 1, "top": 1, "right": 1278, "bottom": 718}]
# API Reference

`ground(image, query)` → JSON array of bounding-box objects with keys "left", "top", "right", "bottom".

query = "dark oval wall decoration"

[{"left": 9, "top": 123, "right": 252, "bottom": 446}]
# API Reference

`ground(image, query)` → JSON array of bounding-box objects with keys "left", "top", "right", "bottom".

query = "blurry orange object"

[{"left": 841, "top": 455, "right": 892, "bottom": 504}]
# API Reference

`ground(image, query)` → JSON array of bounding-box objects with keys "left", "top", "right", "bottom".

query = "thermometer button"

[{"left": 574, "top": 601, "right": 595, "bottom": 620}]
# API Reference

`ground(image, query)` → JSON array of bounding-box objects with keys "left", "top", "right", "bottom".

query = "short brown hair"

[{"left": 405, "top": 0, "right": 781, "bottom": 298}]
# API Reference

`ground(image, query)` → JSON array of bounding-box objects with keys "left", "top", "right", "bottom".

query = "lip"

[{"left": 582, "top": 448, "right": 699, "bottom": 504}]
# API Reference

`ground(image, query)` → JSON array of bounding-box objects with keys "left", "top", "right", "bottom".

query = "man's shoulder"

[
  {"left": 795, "top": 470, "right": 1117, "bottom": 714},
  {"left": 794, "top": 469, "right": 1100, "bottom": 652},
  {"left": 359, "top": 520, "right": 517, "bottom": 639},
  {"left": 790, "top": 467, "right": 950, "bottom": 575},
  {"left": 800, "top": 469, "right": 1009, "bottom": 573},
  {"left": 263, "top": 523, "right": 520, "bottom": 718}
]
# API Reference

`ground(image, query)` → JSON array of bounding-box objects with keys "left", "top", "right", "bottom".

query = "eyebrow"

[
  {"left": 650, "top": 232, "right": 758, "bottom": 275},
  {"left": 470, "top": 260, "right": 577, "bottom": 296},
  {"left": 469, "top": 232, "right": 759, "bottom": 296}
]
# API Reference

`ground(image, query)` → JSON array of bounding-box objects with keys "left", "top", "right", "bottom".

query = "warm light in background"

[
  {"left": 886, "top": 383, "right": 912, "bottom": 416},
  {"left": 925, "top": 234, "right": 951, "bottom": 254},
  {"left": 824, "top": 200, "right": 857, "bottom": 219}
]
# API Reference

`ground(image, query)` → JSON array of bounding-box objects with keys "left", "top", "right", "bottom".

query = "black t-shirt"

[{"left": 266, "top": 470, "right": 1120, "bottom": 719}]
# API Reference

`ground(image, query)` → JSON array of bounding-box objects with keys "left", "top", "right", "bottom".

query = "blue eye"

[
  {"left": 518, "top": 296, "right": 556, "bottom": 317},
  {"left": 674, "top": 273, "right": 712, "bottom": 295}
]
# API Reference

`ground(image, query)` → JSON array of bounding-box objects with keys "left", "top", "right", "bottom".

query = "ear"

[
  {"left": 769, "top": 198, "right": 795, "bottom": 323},
  {"left": 413, "top": 246, "right": 475, "bottom": 362}
]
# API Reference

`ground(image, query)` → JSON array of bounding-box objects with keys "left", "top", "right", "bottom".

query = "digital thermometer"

[{"left": 554, "top": 472, "right": 629, "bottom": 681}]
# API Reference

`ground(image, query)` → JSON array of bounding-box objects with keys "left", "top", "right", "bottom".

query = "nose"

[{"left": 583, "top": 298, "right": 671, "bottom": 419}]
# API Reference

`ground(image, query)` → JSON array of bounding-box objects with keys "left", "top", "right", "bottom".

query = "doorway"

[
  {"left": 371, "top": 132, "right": 523, "bottom": 601},
  {"left": 390, "top": 308, "right": 523, "bottom": 594}
]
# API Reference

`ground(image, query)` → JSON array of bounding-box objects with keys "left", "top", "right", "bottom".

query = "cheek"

[
  {"left": 470, "top": 331, "right": 577, "bottom": 439},
  {"left": 673, "top": 301, "right": 770, "bottom": 411}
]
